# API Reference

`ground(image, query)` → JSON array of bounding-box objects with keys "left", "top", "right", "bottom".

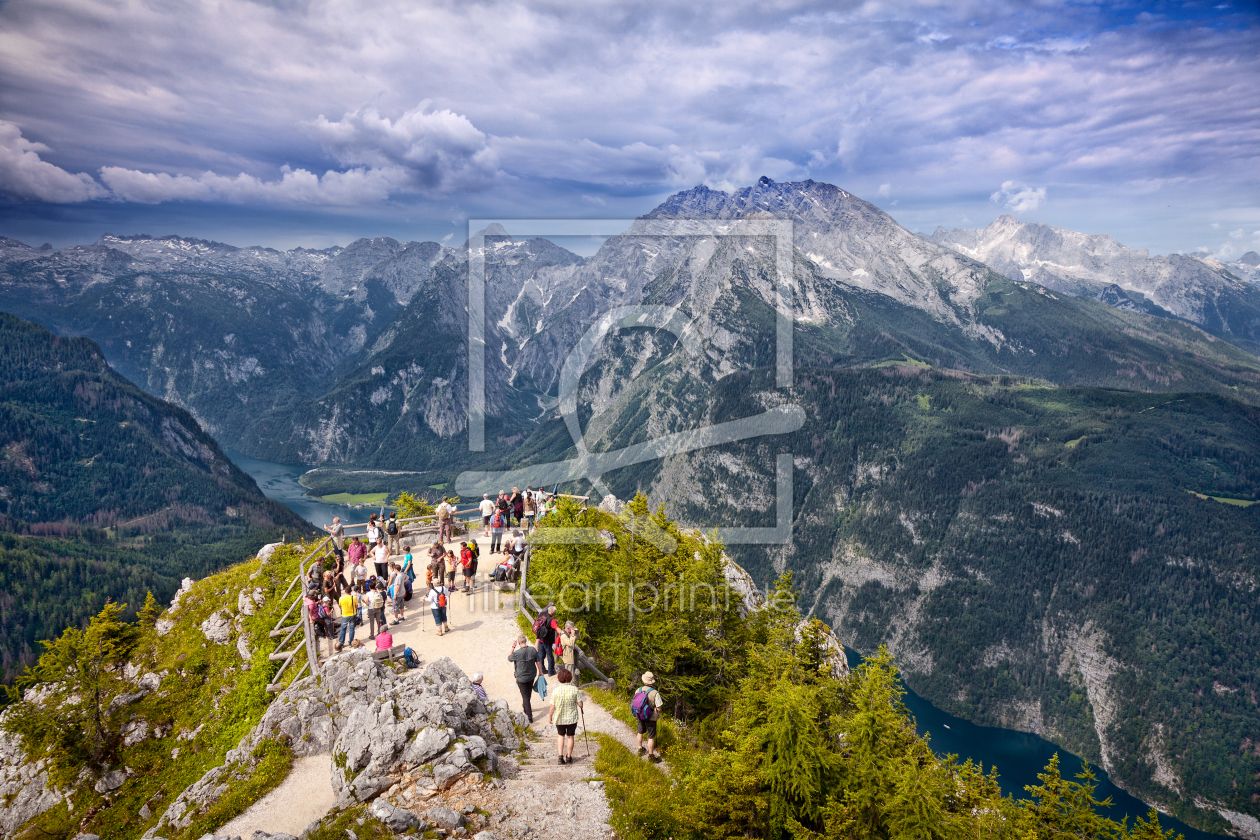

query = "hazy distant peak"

[{"left": 1240, "top": 251, "right": 1260, "bottom": 267}]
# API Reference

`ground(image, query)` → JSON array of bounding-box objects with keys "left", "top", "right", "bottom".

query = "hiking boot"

[
  {"left": 649, "top": 754, "right": 662, "bottom": 764},
  {"left": 558, "top": 757, "right": 565, "bottom": 765},
  {"left": 637, "top": 746, "right": 646, "bottom": 756}
]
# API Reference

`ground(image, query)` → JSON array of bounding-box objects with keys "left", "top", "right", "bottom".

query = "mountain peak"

[{"left": 1239, "top": 250, "right": 1260, "bottom": 267}]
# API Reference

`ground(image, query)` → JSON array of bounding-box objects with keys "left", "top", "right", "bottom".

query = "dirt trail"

[{"left": 220, "top": 528, "right": 639, "bottom": 839}]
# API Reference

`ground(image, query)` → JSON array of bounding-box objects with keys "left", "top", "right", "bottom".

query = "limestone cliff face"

[{"left": 144, "top": 653, "right": 522, "bottom": 838}]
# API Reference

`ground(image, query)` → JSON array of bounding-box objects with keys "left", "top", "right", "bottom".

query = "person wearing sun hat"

[{"left": 634, "top": 671, "right": 664, "bottom": 762}]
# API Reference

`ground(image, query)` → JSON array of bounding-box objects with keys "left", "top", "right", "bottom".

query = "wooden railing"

[{"left": 516, "top": 547, "right": 613, "bottom": 689}]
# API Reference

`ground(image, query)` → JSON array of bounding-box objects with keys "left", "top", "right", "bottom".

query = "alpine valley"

[{"left": 2, "top": 178, "right": 1258, "bottom": 835}]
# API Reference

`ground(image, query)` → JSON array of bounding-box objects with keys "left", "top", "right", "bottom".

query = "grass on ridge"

[{"left": 317, "top": 492, "right": 389, "bottom": 505}]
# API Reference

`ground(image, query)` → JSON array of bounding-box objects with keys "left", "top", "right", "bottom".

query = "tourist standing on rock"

[
  {"left": 386, "top": 512, "right": 402, "bottom": 555},
  {"left": 559, "top": 621, "right": 580, "bottom": 684},
  {"left": 338, "top": 586, "right": 358, "bottom": 648},
  {"left": 479, "top": 493, "right": 495, "bottom": 536},
  {"left": 549, "top": 668, "right": 583, "bottom": 764},
  {"left": 534, "top": 603, "right": 560, "bottom": 676},
  {"left": 436, "top": 498, "right": 454, "bottom": 543},
  {"left": 509, "top": 633, "right": 541, "bottom": 721},
  {"left": 373, "top": 540, "right": 390, "bottom": 581},
  {"left": 324, "top": 516, "right": 345, "bottom": 551},
  {"left": 428, "top": 579, "right": 451, "bottom": 634},
  {"left": 633, "top": 672, "right": 664, "bottom": 762}
]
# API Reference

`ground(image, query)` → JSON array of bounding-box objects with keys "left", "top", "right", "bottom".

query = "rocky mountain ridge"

[{"left": 931, "top": 216, "right": 1260, "bottom": 354}]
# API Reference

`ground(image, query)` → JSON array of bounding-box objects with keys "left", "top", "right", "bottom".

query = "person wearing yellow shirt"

[{"left": 338, "top": 588, "right": 359, "bottom": 648}]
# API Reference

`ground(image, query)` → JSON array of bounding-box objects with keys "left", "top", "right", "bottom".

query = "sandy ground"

[
  {"left": 216, "top": 754, "right": 332, "bottom": 838},
  {"left": 219, "top": 528, "right": 639, "bottom": 838}
]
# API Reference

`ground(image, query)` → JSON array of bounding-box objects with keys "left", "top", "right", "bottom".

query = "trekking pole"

[{"left": 580, "top": 703, "right": 591, "bottom": 757}]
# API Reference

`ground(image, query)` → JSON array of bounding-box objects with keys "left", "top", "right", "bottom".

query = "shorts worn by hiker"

[
  {"left": 636, "top": 718, "right": 657, "bottom": 738},
  {"left": 556, "top": 722, "right": 577, "bottom": 737}
]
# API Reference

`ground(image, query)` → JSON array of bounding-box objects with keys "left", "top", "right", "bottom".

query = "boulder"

[
  {"left": 94, "top": 768, "right": 128, "bottom": 794},
  {"left": 154, "top": 618, "right": 175, "bottom": 636},
  {"left": 424, "top": 806, "right": 466, "bottom": 831},
  {"left": 371, "top": 799, "right": 421, "bottom": 832},
  {"left": 256, "top": 543, "right": 282, "bottom": 562},
  {"left": 200, "top": 611, "right": 232, "bottom": 645}
]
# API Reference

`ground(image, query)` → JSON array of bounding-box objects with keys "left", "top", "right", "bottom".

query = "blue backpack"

[{"left": 404, "top": 647, "right": 420, "bottom": 669}]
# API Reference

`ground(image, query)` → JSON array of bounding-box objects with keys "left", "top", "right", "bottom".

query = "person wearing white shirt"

[{"left": 479, "top": 494, "right": 495, "bottom": 536}]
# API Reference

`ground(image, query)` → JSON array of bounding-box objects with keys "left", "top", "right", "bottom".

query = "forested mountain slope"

[{"left": 0, "top": 312, "right": 309, "bottom": 681}]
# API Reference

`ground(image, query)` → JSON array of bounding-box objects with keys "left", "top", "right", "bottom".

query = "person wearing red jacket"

[{"left": 460, "top": 542, "right": 476, "bottom": 592}]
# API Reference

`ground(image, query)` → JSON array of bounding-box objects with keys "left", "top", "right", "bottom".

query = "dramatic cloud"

[
  {"left": 0, "top": 120, "right": 105, "bottom": 202},
  {"left": 990, "top": 181, "right": 1047, "bottom": 214},
  {"left": 0, "top": 0, "right": 1256, "bottom": 251},
  {"left": 98, "top": 164, "right": 401, "bottom": 205},
  {"left": 308, "top": 104, "right": 500, "bottom": 194}
]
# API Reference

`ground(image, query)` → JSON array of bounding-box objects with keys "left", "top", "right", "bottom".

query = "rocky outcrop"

[
  {"left": 143, "top": 653, "right": 524, "bottom": 839},
  {"left": 0, "top": 716, "right": 65, "bottom": 837}
]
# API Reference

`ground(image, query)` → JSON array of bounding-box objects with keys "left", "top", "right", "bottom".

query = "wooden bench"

[{"left": 372, "top": 643, "right": 407, "bottom": 665}]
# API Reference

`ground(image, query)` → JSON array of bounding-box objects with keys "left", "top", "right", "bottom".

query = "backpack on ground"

[
  {"left": 404, "top": 647, "right": 420, "bottom": 669},
  {"left": 631, "top": 686, "right": 656, "bottom": 722},
  {"left": 387, "top": 519, "right": 398, "bottom": 535}
]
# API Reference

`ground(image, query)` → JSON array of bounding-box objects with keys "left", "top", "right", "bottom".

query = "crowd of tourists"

[
  {"left": 304, "top": 488, "right": 552, "bottom": 654},
  {"left": 299, "top": 487, "right": 663, "bottom": 766}
]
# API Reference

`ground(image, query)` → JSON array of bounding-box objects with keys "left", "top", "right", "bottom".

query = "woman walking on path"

[
  {"left": 509, "top": 634, "right": 541, "bottom": 722},
  {"left": 373, "top": 540, "right": 389, "bottom": 581},
  {"left": 428, "top": 580, "right": 451, "bottom": 635},
  {"left": 559, "top": 621, "right": 580, "bottom": 684},
  {"left": 549, "top": 669, "right": 583, "bottom": 764}
]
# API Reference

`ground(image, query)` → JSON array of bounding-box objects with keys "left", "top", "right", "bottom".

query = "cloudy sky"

[{"left": 0, "top": 0, "right": 1257, "bottom": 258}]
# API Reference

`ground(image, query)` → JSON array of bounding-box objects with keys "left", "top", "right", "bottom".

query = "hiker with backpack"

[
  {"left": 548, "top": 668, "right": 583, "bottom": 765},
  {"left": 632, "top": 672, "right": 664, "bottom": 762},
  {"left": 386, "top": 512, "right": 402, "bottom": 555},
  {"left": 459, "top": 542, "right": 475, "bottom": 592},
  {"left": 489, "top": 508, "right": 506, "bottom": 554},
  {"left": 428, "top": 579, "right": 451, "bottom": 634},
  {"left": 534, "top": 603, "right": 560, "bottom": 676},
  {"left": 436, "top": 498, "right": 454, "bottom": 543},
  {"left": 367, "top": 582, "right": 386, "bottom": 639},
  {"left": 509, "top": 633, "right": 541, "bottom": 721}
]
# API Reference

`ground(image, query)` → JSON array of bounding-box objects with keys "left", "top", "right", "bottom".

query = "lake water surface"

[{"left": 230, "top": 450, "right": 1228, "bottom": 839}]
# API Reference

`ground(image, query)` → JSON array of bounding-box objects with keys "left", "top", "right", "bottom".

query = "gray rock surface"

[
  {"left": 143, "top": 653, "right": 523, "bottom": 838},
  {"left": 0, "top": 718, "right": 66, "bottom": 836},
  {"left": 423, "top": 805, "right": 466, "bottom": 830},
  {"left": 200, "top": 611, "right": 233, "bottom": 645},
  {"left": 371, "top": 798, "right": 422, "bottom": 832}
]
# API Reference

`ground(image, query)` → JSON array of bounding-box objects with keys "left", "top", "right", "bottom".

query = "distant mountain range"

[
  {"left": 932, "top": 216, "right": 1260, "bottom": 354},
  {"left": 2, "top": 179, "right": 1260, "bottom": 832}
]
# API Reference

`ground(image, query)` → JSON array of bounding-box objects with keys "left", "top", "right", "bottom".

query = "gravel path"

[{"left": 220, "top": 529, "right": 638, "bottom": 838}]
